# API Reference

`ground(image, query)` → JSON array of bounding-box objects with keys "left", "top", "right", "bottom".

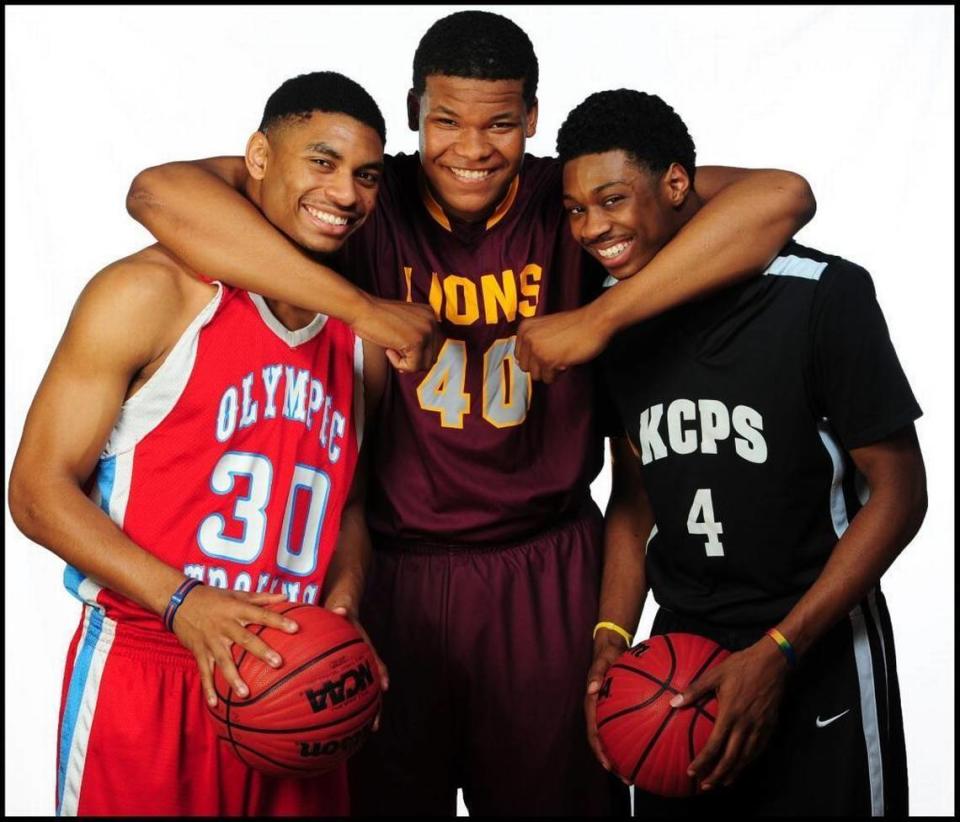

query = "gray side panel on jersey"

[
  {"left": 763, "top": 254, "right": 828, "bottom": 281},
  {"left": 818, "top": 421, "right": 886, "bottom": 816},
  {"left": 102, "top": 284, "right": 224, "bottom": 457},
  {"left": 353, "top": 335, "right": 365, "bottom": 452}
]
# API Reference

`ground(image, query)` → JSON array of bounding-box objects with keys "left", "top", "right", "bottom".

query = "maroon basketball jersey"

[{"left": 340, "top": 153, "right": 604, "bottom": 543}]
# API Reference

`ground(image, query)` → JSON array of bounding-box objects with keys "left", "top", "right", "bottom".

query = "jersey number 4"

[
  {"left": 687, "top": 488, "right": 725, "bottom": 557},
  {"left": 417, "top": 336, "right": 531, "bottom": 429},
  {"left": 197, "top": 451, "right": 331, "bottom": 576}
]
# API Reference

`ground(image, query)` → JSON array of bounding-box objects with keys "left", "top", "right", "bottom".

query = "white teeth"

[
  {"left": 304, "top": 205, "right": 348, "bottom": 225},
  {"left": 598, "top": 241, "right": 631, "bottom": 259},
  {"left": 450, "top": 167, "right": 492, "bottom": 180}
]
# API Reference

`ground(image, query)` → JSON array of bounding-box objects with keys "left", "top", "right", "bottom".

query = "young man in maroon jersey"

[
  {"left": 10, "top": 72, "right": 391, "bottom": 816},
  {"left": 123, "top": 12, "right": 816, "bottom": 815}
]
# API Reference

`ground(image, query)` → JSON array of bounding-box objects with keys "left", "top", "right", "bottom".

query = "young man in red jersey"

[
  {"left": 558, "top": 89, "right": 924, "bottom": 816},
  {"left": 122, "top": 12, "right": 816, "bottom": 815},
  {"left": 10, "top": 72, "right": 392, "bottom": 816}
]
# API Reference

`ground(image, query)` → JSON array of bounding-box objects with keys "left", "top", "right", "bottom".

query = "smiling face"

[
  {"left": 410, "top": 75, "right": 537, "bottom": 224},
  {"left": 562, "top": 150, "right": 694, "bottom": 279},
  {"left": 246, "top": 111, "right": 384, "bottom": 255}
]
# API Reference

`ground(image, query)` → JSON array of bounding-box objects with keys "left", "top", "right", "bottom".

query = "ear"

[
  {"left": 246, "top": 131, "right": 269, "bottom": 181},
  {"left": 663, "top": 162, "right": 692, "bottom": 207},
  {"left": 524, "top": 98, "right": 539, "bottom": 139},
  {"left": 407, "top": 90, "right": 421, "bottom": 132}
]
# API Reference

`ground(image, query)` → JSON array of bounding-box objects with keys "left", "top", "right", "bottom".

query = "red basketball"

[
  {"left": 208, "top": 603, "right": 381, "bottom": 777},
  {"left": 596, "top": 633, "right": 730, "bottom": 797}
]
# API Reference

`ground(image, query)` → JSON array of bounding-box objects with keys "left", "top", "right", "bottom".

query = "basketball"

[
  {"left": 208, "top": 603, "right": 382, "bottom": 777},
  {"left": 596, "top": 633, "right": 730, "bottom": 797}
]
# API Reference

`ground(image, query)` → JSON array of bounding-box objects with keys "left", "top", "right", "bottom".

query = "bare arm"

[
  {"left": 322, "top": 339, "right": 389, "bottom": 692},
  {"left": 8, "top": 258, "right": 295, "bottom": 705},
  {"left": 516, "top": 167, "right": 816, "bottom": 380},
  {"left": 678, "top": 425, "right": 927, "bottom": 790},
  {"left": 127, "top": 159, "right": 439, "bottom": 371},
  {"left": 586, "top": 437, "right": 656, "bottom": 771}
]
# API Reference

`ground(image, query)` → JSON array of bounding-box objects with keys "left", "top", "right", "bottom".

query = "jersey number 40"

[
  {"left": 197, "top": 451, "right": 331, "bottom": 576},
  {"left": 417, "top": 336, "right": 531, "bottom": 429}
]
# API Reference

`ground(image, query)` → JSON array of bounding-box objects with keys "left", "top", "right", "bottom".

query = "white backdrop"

[{"left": 5, "top": 5, "right": 954, "bottom": 816}]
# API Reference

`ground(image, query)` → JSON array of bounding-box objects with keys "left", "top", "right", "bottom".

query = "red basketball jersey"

[{"left": 66, "top": 285, "right": 365, "bottom": 627}]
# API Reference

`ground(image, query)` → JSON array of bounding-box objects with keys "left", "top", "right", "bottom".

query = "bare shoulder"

[{"left": 71, "top": 244, "right": 218, "bottom": 366}]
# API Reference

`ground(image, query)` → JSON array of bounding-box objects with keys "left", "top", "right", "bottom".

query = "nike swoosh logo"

[{"left": 815, "top": 709, "right": 851, "bottom": 728}]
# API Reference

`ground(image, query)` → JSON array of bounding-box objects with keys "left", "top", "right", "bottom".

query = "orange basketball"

[
  {"left": 596, "top": 633, "right": 730, "bottom": 797},
  {"left": 208, "top": 603, "right": 381, "bottom": 777}
]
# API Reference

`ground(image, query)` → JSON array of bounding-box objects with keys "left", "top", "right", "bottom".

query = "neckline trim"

[{"left": 247, "top": 293, "right": 327, "bottom": 347}]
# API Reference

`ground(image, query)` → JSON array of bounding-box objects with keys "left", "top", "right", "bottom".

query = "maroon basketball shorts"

[
  {"left": 55, "top": 604, "right": 349, "bottom": 816},
  {"left": 633, "top": 589, "right": 907, "bottom": 817},
  {"left": 350, "top": 502, "right": 630, "bottom": 816}
]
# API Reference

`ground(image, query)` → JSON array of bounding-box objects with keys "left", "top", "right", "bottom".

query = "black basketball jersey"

[{"left": 602, "top": 241, "right": 921, "bottom": 630}]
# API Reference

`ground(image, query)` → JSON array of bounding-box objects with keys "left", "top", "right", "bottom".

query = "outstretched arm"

[
  {"left": 127, "top": 158, "right": 439, "bottom": 371},
  {"left": 516, "top": 167, "right": 815, "bottom": 381},
  {"left": 675, "top": 425, "right": 926, "bottom": 791}
]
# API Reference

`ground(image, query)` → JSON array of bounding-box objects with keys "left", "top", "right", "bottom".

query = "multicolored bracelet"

[
  {"left": 163, "top": 578, "right": 203, "bottom": 632},
  {"left": 765, "top": 627, "right": 797, "bottom": 668},
  {"left": 593, "top": 620, "right": 634, "bottom": 646}
]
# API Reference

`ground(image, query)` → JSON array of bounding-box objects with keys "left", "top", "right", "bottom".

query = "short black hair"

[
  {"left": 556, "top": 89, "right": 696, "bottom": 185},
  {"left": 258, "top": 71, "right": 386, "bottom": 145},
  {"left": 412, "top": 11, "right": 538, "bottom": 108}
]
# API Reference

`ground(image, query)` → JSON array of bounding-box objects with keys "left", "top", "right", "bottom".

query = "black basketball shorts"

[{"left": 633, "top": 588, "right": 907, "bottom": 817}]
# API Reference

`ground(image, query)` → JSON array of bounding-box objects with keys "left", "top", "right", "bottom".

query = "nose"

[
  {"left": 325, "top": 171, "right": 358, "bottom": 211},
  {"left": 581, "top": 207, "right": 612, "bottom": 244},
  {"left": 456, "top": 127, "right": 493, "bottom": 163}
]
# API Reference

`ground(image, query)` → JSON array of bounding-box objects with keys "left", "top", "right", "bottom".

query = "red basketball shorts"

[{"left": 55, "top": 605, "right": 349, "bottom": 816}]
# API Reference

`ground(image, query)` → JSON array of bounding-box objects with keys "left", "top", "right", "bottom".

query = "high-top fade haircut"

[
  {"left": 258, "top": 71, "right": 386, "bottom": 145},
  {"left": 412, "top": 11, "right": 539, "bottom": 108},
  {"left": 556, "top": 89, "right": 696, "bottom": 185}
]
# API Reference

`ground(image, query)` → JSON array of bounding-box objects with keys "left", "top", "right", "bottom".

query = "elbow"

[
  {"left": 773, "top": 170, "right": 817, "bottom": 230},
  {"left": 126, "top": 165, "right": 167, "bottom": 221},
  {"left": 8, "top": 469, "right": 45, "bottom": 543}
]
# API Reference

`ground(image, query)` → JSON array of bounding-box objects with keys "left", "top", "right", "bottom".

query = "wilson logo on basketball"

[
  {"left": 299, "top": 728, "right": 370, "bottom": 758},
  {"left": 304, "top": 662, "right": 375, "bottom": 712}
]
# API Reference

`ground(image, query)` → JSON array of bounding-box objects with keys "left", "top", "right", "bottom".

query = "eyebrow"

[
  {"left": 431, "top": 106, "right": 518, "bottom": 121},
  {"left": 591, "top": 180, "right": 628, "bottom": 194},
  {"left": 305, "top": 143, "right": 342, "bottom": 159},
  {"left": 561, "top": 180, "right": 627, "bottom": 200}
]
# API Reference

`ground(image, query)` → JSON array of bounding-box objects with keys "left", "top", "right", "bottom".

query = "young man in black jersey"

[{"left": 557, "top": 89, "right": 926, "bottom": 816}]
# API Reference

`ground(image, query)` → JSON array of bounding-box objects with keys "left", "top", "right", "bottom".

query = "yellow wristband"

[{"left": 593, "top": 621, "right": 633, "bottom": 646}]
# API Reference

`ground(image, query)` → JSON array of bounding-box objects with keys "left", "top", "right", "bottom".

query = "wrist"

[
  {"left": 763, "top": 627, "right": 798, "bottom": 670},
  {"left": 593, "top": 620, "right": 633, "bottom": 650},
  {"left": 342, "top": 288, "right": 376, "bottom": 329},
  {"left": 588, "top": 290, "right": 625, "bottom": 341}
]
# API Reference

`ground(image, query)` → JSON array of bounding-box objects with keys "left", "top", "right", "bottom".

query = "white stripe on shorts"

[
  {"left": 58, "top": 607, "right": 117, "bottom": 816},
  {"left": 850, "top": 602, "right": 885, "bottom": 816}
]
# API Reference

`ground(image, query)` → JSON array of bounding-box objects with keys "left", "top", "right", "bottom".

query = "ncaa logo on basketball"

[{"left": 304, "top": 662, "right": 374, "bottom": 712}]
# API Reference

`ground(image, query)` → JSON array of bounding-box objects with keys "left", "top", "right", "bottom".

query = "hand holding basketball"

[
  {"left": 585, "top": 633, "right": 630, "bottom": 774},
  {"left": 673, "top": 637, "right": 790, "bottom": 790},
  {"left": 324, "top": 593, "right": 389, "bottom": 696},
  {"left": 170, "top": 585, "right": 298, "bottom": 706}
]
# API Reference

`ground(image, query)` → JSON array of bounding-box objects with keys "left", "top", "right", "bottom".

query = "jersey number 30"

[{"left": 197, "top": 451, "right": 331, "bottom": 576}]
